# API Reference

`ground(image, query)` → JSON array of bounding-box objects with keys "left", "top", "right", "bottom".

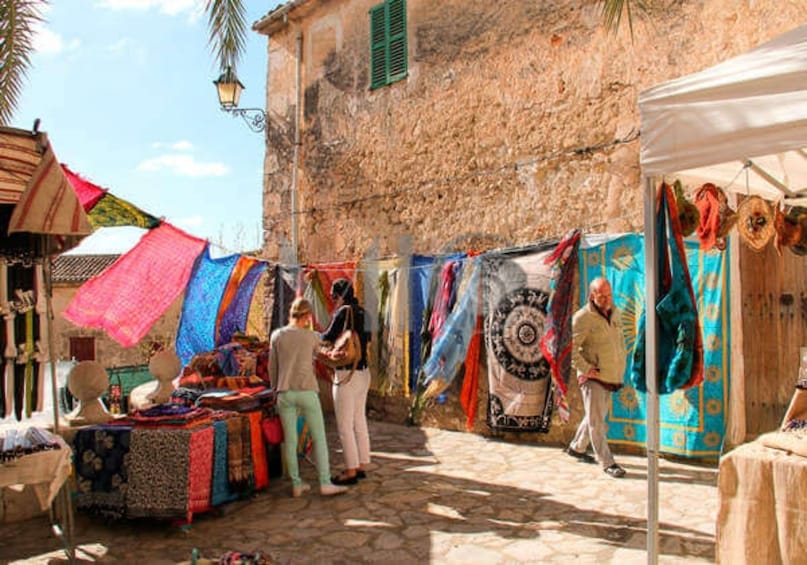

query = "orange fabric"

[
  {"left": 459, "top": 315, "right": 483, "bottom": 430},
  {"left": 247, "top": 410, "right": 269, "bottom": 490},
  {"left": 216, "top": 256, "right": 258, "bottom": 344}
]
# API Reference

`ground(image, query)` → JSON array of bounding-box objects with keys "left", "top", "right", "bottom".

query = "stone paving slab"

[{"left": 0, "top": 419, "right": 718, "bottom": 564}]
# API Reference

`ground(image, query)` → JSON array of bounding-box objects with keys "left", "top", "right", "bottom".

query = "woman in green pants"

[{"left": 269, "top": 297, "right": 348, "bottom": 497}]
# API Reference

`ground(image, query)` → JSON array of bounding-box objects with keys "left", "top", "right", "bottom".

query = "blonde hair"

[{"left": 289, "top": 297, "right": 312, "bottom": 319}]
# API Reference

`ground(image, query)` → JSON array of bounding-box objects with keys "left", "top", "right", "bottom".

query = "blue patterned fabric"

[
  {"left": 176, "top": 247, "right": 239, "bottom": 367},
  {"left": 218, "top": 261, "right": 268, "bottom": 345},
  {"left": 409, "top": 255, "right": 435, "bottom": 393},
  {"left": 578, "top": 234, "right": 730, "bottom": 458}
]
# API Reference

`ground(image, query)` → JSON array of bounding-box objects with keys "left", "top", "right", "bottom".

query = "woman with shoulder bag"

[{"left": 322, "top": 278, "right": 372, "bottom": 485}]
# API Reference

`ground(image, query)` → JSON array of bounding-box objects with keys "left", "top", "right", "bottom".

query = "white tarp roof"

[{"left": 639, "top": 24, "right": 807, "bottom": 201}]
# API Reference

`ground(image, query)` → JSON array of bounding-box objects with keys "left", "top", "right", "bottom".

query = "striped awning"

[{"left": 0, "top": 126, "right": 92, "bottom": 237}]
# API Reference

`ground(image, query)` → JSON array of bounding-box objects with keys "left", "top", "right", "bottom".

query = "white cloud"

[
  {"left": 151, "top": 140, "right": 194, "bottom": 151},
  {"left": 106, "top": 38, "right": 131, "bottom": 54},
  {"left": 137, "top": 154, "right": 229, "bottom": 177},
  {"left": 32, "top": 26, "right": 63, "bottom": 54},
  {"left": 172, "top": 140, "right": 194, "bottom": 151},
  {"left": 94, "top": 0, "right": 202, "bottom": 18},
  {"left": 172, "top": 215, "right": 204, "bottom": 228}
]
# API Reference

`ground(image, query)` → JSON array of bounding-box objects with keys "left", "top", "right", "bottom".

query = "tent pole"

[
  {"left": 643, "top": 176, "right": 659, "bottom": 564},
  {"left": 42, "top": 251, "right": 76, "bottom": 561}
]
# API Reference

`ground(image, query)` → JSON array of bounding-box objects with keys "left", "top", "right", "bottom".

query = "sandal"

[{"left": 331, "top": 473, "right": 358, "bottom": 485}]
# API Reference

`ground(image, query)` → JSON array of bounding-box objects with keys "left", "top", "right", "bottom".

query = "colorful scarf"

[
  {"left": 63, "top": 223, "right": 206, "bottom": 347},
  {"left": 175, "top": 246, "right": 238, "bottom": 366},
  {"left": 539, "top": 229, "right": 581, "bottom": 422}
]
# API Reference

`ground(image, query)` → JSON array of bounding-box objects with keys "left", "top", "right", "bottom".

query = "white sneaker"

[
  {"left": 320, "top": 483, "right": 348, "bottom": 496},
  {"left": 292, "top": 482, "right": 311, "bottom": 498}
]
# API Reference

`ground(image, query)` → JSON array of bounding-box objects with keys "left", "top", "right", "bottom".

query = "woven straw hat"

[
  {"left": 775, "top": 205, "right": 805, "bottom": 255},
  {"left": 737, "top": 196, "right": 775, "bottom": 252}
]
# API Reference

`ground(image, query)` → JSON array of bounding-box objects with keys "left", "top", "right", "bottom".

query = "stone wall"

[{"left": 258, "top": 0, "right": 807, "bottom": 444}]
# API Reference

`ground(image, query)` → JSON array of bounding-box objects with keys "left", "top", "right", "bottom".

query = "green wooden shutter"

[
  {"left": 387, "top": 0, "right": 407, "bottom": 82},
  {"left": 369, "top": 0, "right": 407, "bottom": 89},
  {"left": 370, "top": 5, "right": 388, "bottom": 89}
]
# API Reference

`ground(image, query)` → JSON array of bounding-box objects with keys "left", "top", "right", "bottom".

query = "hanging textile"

[
  {"left": 269, "top": 264, "right": 299, "bottom": 332},
  {"left": 63, "top": 223, "right": 206, "bottom": 347},
  {"left": 459, "top": 313, "right": 483, "bottom": 430},
  {"left": 308, "top": 261, "right": 358, "bottom": 314},
  {"left": 408, "top": 255, "right": 436, "bottom": 394},
  {"left": 86, "top": 192, "right": 160, "bottom": 229},
  {"left": 632, "top": 183, "right": 704, "bottom": 393},
  {"left": 215, "top": 256, "right": 259, "bottom": 345},
  {"left": 219, "top": 261, "right": 268, "bottom": 345},
  {"left": 61, "top": 164, "right": 106, "bottom": 211},
  {"left": 483, "top": 242, "right": 557, "bottom": 433},
  {"left": 415, "top": 257, "right": 481, "bottom": 417},
  {"left": 244, "top": 268, "right": 268, "bottom": 341},
  {"left": 175, "top": 246, "right": 239, "bottom": 367},
  {"left": 578, "top": 233, "right": 729, "bottom": 458},
  {"left": 428, "top": 260, "right": 462, "bottom": 343},
  {"left": 302, "top": 268, "right": 332, "bottom": 331},
  {"left": 539, "top": 229, "right": 582, "bottom": 422},
  {"left": 367, "top": 257, "right": 409, "bottom": 395}
]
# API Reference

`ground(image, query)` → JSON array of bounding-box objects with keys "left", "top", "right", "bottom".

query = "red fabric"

[
  {"left": 63, "top": 222, "right": 206, "bottom": 347},
  {"left": 305, "top": 261, "right": 357, "bottom": 313},
  {"left": 247, "top": 410, "right": 269, "bottom": 490},
  {"left": 459, "top": 315, "right": 483, "bottom": 430},
  {"left": 261, "top": 415, "right": 284, "bottom": 445},
  {"left": 187, "top": 425, "right": 215, "bottom": 520},
  {"left": 61, "top": 164, "right": 107, "bottom": 211}
]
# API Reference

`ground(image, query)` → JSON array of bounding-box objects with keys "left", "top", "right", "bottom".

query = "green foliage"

[
  {"left": 601, "top": 0, "right": 652, "bottom": 36},
  {"left": 205, "top": 0, "right": 247, "bottom": 75},
  {"left": 0, "top": 0, "right": 45, "bottom": 125}
]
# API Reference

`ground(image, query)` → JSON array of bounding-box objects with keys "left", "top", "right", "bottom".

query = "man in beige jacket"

[{"left": 566, "top": 277, "right": 628, "bottom": 478}]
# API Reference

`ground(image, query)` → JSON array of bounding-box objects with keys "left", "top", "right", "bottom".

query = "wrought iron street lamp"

[{"left": 213, "top": 67, "right": 266, "bottom": 133}]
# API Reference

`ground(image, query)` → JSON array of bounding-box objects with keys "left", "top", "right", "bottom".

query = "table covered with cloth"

[
  {"left": 717, "top": 433, "right": 807, "bottom": 564},
  {"left": 0, "top": 434, "right": 71, "bottom": 521}
]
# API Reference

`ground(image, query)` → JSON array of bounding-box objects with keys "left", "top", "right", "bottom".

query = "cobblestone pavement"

[{"left": 1, "top": 419, "right": 718, "bottom": 564}]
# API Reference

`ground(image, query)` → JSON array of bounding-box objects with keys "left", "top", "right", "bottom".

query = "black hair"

[{"left": 331, "top": 278, "right": 356, "bottom": 303}]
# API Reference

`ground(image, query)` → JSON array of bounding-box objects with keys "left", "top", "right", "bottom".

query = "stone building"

[
  {"left": 50, "top": 254, "right": 180, "bottom": 368},
  {"left": 251, "top": 0, "right": 807, "bottom": 446}
]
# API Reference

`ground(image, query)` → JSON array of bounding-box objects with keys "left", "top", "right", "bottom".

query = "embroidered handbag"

[{"left": 631, "top": 182, "right": 704, "bottom": 394}]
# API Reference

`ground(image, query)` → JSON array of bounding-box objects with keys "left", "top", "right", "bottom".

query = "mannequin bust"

[
  {"left": 66, "top": 361, "right": 111, "bottom": 426},
  {"left": 146, "top": 349, "right": 181, "bottom": 405}
]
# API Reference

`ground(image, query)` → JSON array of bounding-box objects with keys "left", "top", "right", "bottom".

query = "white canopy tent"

[{"left": 637, "top": 24, "right": 807, "bottom": 562}]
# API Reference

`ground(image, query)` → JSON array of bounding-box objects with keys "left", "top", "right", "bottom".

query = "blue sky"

[{"left": 12, "top": 0, "right": 283, "bottom": 255}]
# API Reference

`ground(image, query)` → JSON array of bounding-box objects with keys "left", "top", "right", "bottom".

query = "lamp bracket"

[{"left": 221, "top": 107, "right": 266, "bottom": 133}]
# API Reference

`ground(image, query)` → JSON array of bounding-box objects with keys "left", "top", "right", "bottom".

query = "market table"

[
  {"left": 717, "top": 433, "right": 807, "bottom": 564},
  {"left": 0, "top": 434, "right": 72, "bottom": 522}
]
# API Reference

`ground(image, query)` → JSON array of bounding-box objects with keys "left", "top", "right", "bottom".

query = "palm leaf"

[
  {"left": 205, "top": 0, "right": 247, "bottom": 74},
  {"left": 601, "top": 0, "right": 651, "bottom": 36},
  {"left": 0, "top": 0, "right": 45, "bottom": 126}
]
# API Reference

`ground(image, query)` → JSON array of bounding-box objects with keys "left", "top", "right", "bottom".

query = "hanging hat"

[
  {"left": 673, "top": 180, "right": 700, "bottom": 237},
  {"left": 774, "top": 205, "right": 804, "bottom": 255},
  {"left": 695, "top": 183, "right": 737, "bottom": 251},
  {"left": 786, "top": 207, "right": 807, "bottom": 256},
  {"left": 736, "top": 195, "right": 775, "bottom": 252}
]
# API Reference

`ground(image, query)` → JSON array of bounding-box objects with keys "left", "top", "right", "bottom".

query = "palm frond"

[
  {"left": 601, "top": 0, "right": 651, "bottom": 36},
  {"left": 205, "top": 0, "right": 247, "bottom": 74},
  {"left": 0, "top": 0, "right": 46, "bottom": 126}
]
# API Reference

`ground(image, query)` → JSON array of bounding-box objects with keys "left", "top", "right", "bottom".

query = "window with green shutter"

[{"left": 369, "top": 0, "right": 407, "bottom": 89}]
